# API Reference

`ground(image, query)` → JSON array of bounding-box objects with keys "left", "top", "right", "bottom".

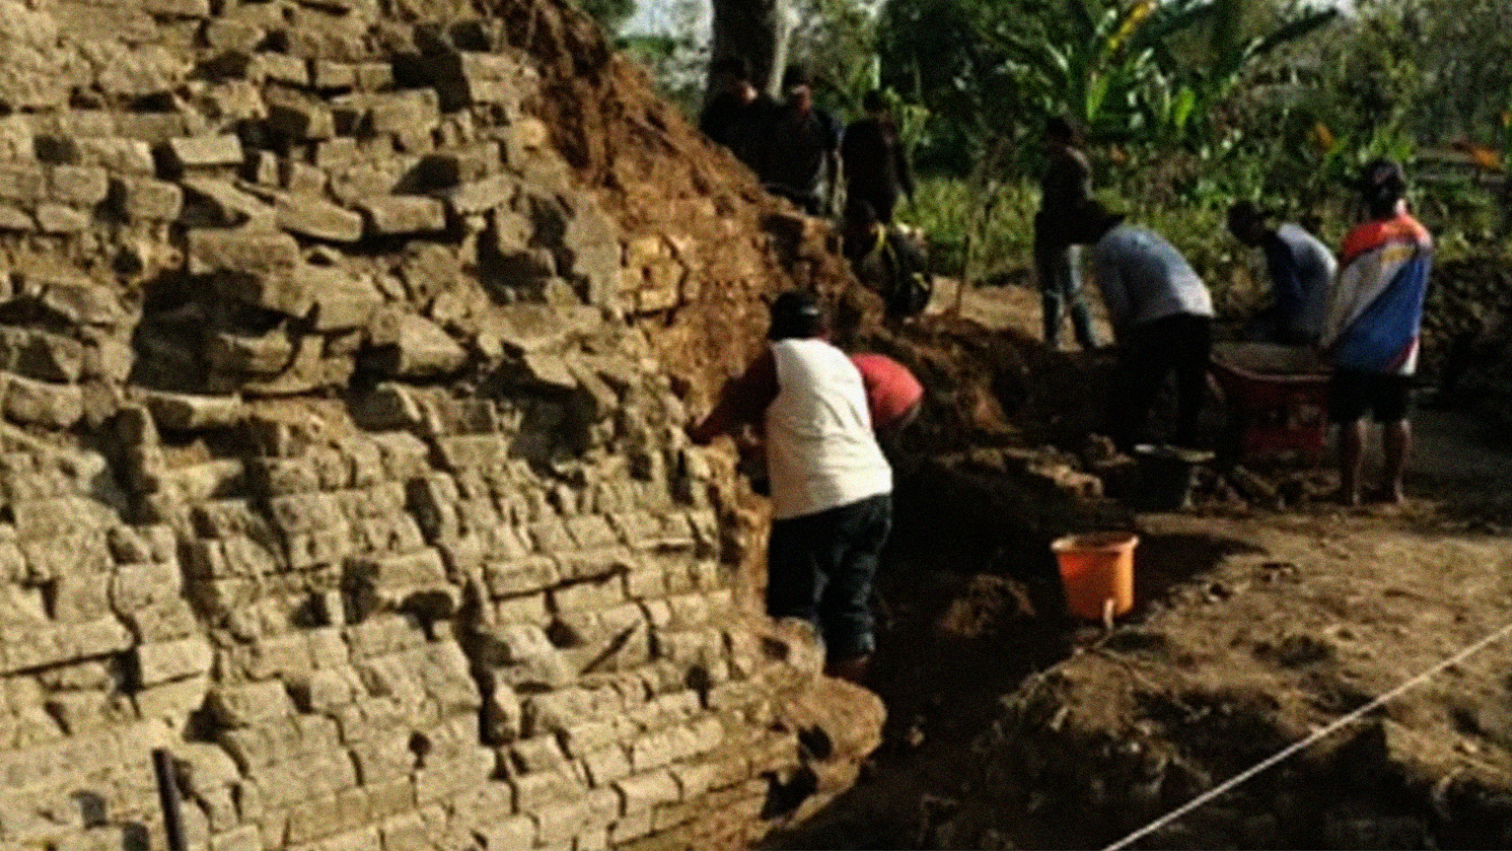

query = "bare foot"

[{"left": 1366, "top": 486, "right": 1406, "bottom": 506}]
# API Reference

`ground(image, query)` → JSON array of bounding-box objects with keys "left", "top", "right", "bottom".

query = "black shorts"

[{"left": 1329, "top": 371, "right": 1413, "bottom": 424}]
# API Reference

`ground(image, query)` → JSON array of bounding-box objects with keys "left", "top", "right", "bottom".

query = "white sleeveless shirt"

[{"left": 765, "top": 338, "right": 892, "bottom": 520}]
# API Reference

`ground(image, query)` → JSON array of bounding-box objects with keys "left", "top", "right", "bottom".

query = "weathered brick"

[
  {"left": 509, "top": 768, "right": 585, "bottom": 812},
  {"left": 209, "top": 330, "right": 295, "bottom": 375},
  {"left": 0, "top": 163, "right": 46, "bottom": 203},
  {"left": 492, "top": 592, "right": 552, "bottom": 627},
  {"left": 474, "top": 815, "right": 535, "bottom": 850},
  {"left": 551, "top": 575, "right": 625, "bottom": 613},
  {"left": 267, "top": 102, "right": 335, "bottom": 141},
  {"left": 614, "top": 769, "right": 680, "bottom": 813},
  {"left": 311, "top": 60, "right": 357, "bottom": 90},
  {"left": 581, "top": 743, "right": 633, "bottom": 787},
  {"left": 111, "top": 175, "right": 183, "bottom": 220},
  {"left": 440, "top": 172, "right": 514, "bottom": 215},
  {"left": 268, "top": 492, "right": 343, "bottom": 535},
  {"left": 276, "top": 193, "right": 364, "bottom": 242},
  {"left": 414, "top": 746, "right": 493, "bottom": 805},
  {"left": 144, "top": 0, "right": 211, "bottom": 16},
  {"left": 359, "top": 195, "right": 447, "bottom": 235},
  {"left": 163, "top": 134, "right": 245, "bottom": 170},
  {"left": 188, "top": 230, "right": 300, "bottom": 277},
  {"left": 3, "top": 372, "right": 83, "bottom": 428},
  {"left": 207, "top": 681, "right": 294, "bottom": 728},
  {"left": 251, "top": 51, "right": 309, "bottom": 87},
  {"left": 48, "top": 165, "right": 109, "bottom": 205},
  {"left": 368, "top": 314, "right": 467, "bottom": 377},
  {"left": 34, "top": 203, "right": 89, "bottom": 233},
  {"left": 134, "top": 636, "right": 213, "bottom": 686},
  {"left": 332, "top": 90, "right": 440, "bottom": 137},
  {"left": 429, "top": 52, "right": 525, "bottom": 109},
  {"left": 533, "top": 796, "right": 591, "bottom": 845},
  {"left": 76, "top": 137, "right": 156, "bottom": 174}
]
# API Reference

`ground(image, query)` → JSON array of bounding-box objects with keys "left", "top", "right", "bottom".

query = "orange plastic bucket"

[{"left": 1051, "top": 532, "right": 1139, "bottom": 621}]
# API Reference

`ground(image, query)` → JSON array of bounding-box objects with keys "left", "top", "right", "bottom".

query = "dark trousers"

[
  {"left": 1114, "top": 313, "right": 1213, "bottom": 450},
  {"left": 766, "top": 493, "right": 892, "bottom": 661}
]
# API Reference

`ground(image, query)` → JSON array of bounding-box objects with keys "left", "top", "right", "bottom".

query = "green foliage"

[
  {"left": 904, "top": 176, "right": 1038, "bottom": 278},
  {"left": 788, "top": 0, "right": 881, "bottom": 112},
  {"left": 877, "top": 0, "right": 1336, "bottom": 172}
]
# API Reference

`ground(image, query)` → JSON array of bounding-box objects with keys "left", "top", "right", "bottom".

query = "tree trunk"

[{"left": 710, "top": 0, "right": 790, "bottom": 98}]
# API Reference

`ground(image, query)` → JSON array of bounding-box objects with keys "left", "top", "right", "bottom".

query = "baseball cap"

[
  {"left": 1358, "top": 158, "right": 1406, "bottom": 206},
  {"left": 768, "top": 290, "right": 824, "bottom": 340}
]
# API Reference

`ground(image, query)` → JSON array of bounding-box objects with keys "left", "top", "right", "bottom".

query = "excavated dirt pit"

[{"left": 757, "top": 281, "right": 1512, "bottom": 851}]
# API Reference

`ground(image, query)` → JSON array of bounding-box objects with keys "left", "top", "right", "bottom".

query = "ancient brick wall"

[{"left": 0, "top": 1, "right": 883, "bottom": 849}]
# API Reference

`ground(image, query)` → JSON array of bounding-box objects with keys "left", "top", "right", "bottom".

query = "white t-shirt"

[{"left": 765, "top": 338, "right": 892, "bottom": 520}]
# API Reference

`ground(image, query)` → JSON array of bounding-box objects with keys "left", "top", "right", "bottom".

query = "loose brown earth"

[{"left": 763, "top": 280, "right": 1512, "bottom": 850}]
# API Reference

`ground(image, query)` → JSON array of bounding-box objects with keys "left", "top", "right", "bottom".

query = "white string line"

[{"left": 1102, "top": 617, "right": 1512, "bottom": 851}]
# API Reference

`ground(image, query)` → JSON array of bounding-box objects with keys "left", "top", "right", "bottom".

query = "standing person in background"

[
  {"left": 698, "top": 56, "right": 773, "bottom": 170},
  {"left": 1226, "top": 201, "right": 1337, "bottom": 345},
  {"left": 1034, "top": 117, "right": 1100, "bottom": 350},
  {"left": 1077, "top": 202, "right": 1215, "bottom": 451},
  {"left": 756, "top": 65, "right": 843, "bottom": 216},
  {"left": 1320, "top": 159, "right": 1434, "bottom": 507},
  {"left": 687, "top": 292, "right": 892, "bottom": 683},
  {"left": 841, "top": 90, "right": 915, "bottom": 225}
]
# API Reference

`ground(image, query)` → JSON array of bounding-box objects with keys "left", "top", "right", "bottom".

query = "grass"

[{"left": 900, "top": 176, "right": 1037, "bottom": 283}]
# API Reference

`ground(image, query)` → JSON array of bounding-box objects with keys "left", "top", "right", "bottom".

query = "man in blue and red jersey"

[{"left": 1320, "top": 159, "right": 1434, "bottom": 506}]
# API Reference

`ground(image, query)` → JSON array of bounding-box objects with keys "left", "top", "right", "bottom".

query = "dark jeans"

[
  {"left": 766, "top": 493, "right": 892, "bottom": 661},
  {"left": 1114, "top": 313, "right": 1213, "bottom": 450}
]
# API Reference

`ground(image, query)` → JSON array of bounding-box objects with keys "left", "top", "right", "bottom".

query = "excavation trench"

[{"left": 756, "top": 444, "right": 1512, "bottom": 850}]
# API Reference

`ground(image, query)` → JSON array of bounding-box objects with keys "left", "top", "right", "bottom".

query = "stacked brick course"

[{"left": 0, "top": 0, "right": 883, "bottom": 848}]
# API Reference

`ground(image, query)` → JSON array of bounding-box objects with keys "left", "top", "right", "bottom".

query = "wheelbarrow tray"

[{"left": 1210, "top": 342, "right": 1330, "bottom": 462}]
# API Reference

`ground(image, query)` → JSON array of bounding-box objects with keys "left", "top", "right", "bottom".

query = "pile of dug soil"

[{"left": 855, "top": 313, "right": 1117, "bottom": 452}]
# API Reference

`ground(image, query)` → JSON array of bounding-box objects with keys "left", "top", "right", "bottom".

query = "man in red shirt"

[{"left": 850, "top": 352, "right": 923, "bottom": 457}]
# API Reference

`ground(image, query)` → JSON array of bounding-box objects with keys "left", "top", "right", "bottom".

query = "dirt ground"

[{"left": 761, "top": 281, "right": 1512, "bottom": 850}]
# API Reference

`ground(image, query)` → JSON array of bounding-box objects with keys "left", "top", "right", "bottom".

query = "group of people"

[
  {"left": 690, "top": 65, "right": 1434, "bottom": 682},
  {"left": 702, "top": 60, "right": 931, "bottom": 320},
  {"left": 1039, "top": 134, "right": 1431, "bottom": 509},
  {"left": 701, "top": 58, "right": 913, "bottom": 223}
]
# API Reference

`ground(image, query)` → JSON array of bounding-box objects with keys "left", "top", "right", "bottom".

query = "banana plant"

[{"left": 979, "top": 0, "right": 1337, "bottom": 147}]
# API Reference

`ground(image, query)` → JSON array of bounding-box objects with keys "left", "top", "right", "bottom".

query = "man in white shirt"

[
  {"left": 1227, "top": 201, "right": 1337, "bottom": 345},
  {"left": 1077, "top": 202, "right": 1216, "bottom": 450},
  {"left": 688, "top": 292, "right": 892, "bottom": 682}
]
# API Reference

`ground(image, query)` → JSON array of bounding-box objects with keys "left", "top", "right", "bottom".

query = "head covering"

[
  {"left": 1045, "top": 115, "right": 1079, "bottom": 144},
  {"left": 711, "top": 55, "right": 750, "bottom": 81},
  {"left": 1073, "top": 200, "right": 1127, "bottom": 244},
  {"left": 1358, "top": 158, "right": 1406, "bottom": 210},
  {"left": 1226, "top": 200, "right": 1270, "bottom": 237},
  {"left": 768, "top": 290, "right": 824, "bottom": 340},
  {"left": 781, "top": 64, "right": 812, "bottom": 91}
]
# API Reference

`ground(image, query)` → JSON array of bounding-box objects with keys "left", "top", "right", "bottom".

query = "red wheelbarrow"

[{"left": 1209, "top": 342, "right": 1330, "bottom": 464}]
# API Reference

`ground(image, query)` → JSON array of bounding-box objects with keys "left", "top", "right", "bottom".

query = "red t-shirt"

[{"left": 850, "top": 353, "right": 923, "bottom": 429}]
